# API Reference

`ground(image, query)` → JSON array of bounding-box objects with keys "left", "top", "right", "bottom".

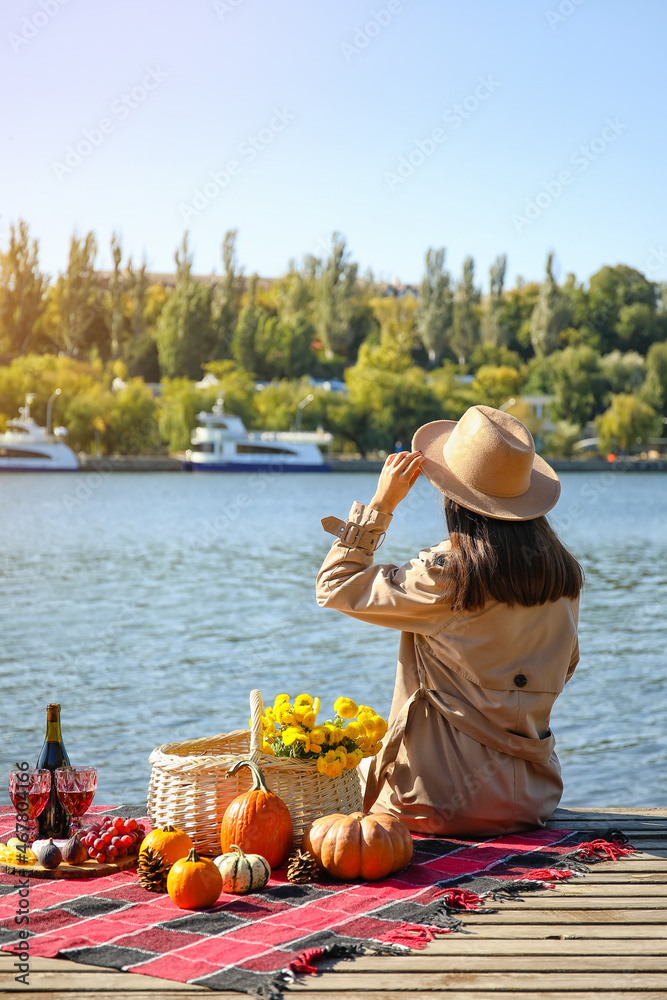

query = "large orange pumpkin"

[
  {"left": 167, "top": 847, "right": 222, "bottom": 909},
  {"left": 303, "top": 812, "right": 413, "bottom": 881},
  {"left": 139, "top": 824, "right": 193, "bottom": 866},
  {"left": 220, "top": 759, "right": 293, "bottom": 868}
]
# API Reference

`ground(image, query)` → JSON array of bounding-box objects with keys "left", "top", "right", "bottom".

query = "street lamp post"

[
  {"left": 295, "top": 393, "right": 314, "bottom": 431},
  {"left": 46, "top": 388, "right": 62, "bottom": 436}
]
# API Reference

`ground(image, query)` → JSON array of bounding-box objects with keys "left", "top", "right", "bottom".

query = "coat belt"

[{"left": 362, "top": 684, "right": 556, "bottom": 813}]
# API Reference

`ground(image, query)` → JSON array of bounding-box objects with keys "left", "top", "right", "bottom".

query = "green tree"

[
  {"left": 231, "top": 274, "right": 262, "bottom": 372},
  {"left": 471, "top": 364, "right": 524, "bottom": 409},
  {"left": 469, "top": 343, "right": 523, "bottom": 371},
  {"left": 530, "top": 253, "right": 572, "bottom": 357},
  {"left": 614, "top": 302, "right": 658, "bottom": 354},
  {"left": 268, "top": 260, "right": 313, "bottom": 317},
  {"left": 0, "top": 219, "right": 47, "bottom": 355},
  {"left": 251, "top": 377, "right": 316, "bottom": 430},
  {"left": 61, "top": 381, "right": 116, "bottom": 453},
  {"left": 256, "top": 311, "right": 314, "bottom": 379},
  {"left": 108, "top": 232, "right": 125, "bottom": 360},
  {"left": 548, "top": 345, "right": 604, "bottom": 426},
  {"left": 640, "top": 340, "right": 667, "bottom": 415},
  {"left": 370, "top": 294, "right": 418, "bottom": 355},
  {"left": 107, "top": 378, "right": 159, "bottom": 454},
  {"left": 451, "top": 256, "right": 480, "bottom": 363},
  {"left": 599, "top": 350, "right": 645, "bottom": 395},
  {"left": 154, "top": 233, "right": 213, "bottom": 379},
  {"left": 312, "top": 233, "right": 358, "bottom": 359},
  {"left": 595, "top": 393, "right": 658, "bottom": 454},
  {"left": 344, "top": 339, "right": 441, "bottom": 453},
  {"left": 157, "top": 377, "right": 216, "bottom": 451},
  {"left": 586, "top": 264, "right": 657, "bottom": 353},
  {"left": 40, "top": 231, "right": 108, "bottom": 358},
  {"left": 417, "top": 247, "right": 453, "bottom": 364},
  {"left": 124, "top": 257, "right": 160, "bottom": 381},
  {"left": 481, "top": 253, "right": 507, "bottom": 347},
  {"left": 201, "top": 359, "right": 255, "bottom": 425},
  {"left": 543, "top": 421, "right": 582, "bottom": 458},
  {"left": 499, "top": 279, "right": 540, "bottom": 358},
  {"left": 209, "top": 229, "right": 244, "bottom": 359}
]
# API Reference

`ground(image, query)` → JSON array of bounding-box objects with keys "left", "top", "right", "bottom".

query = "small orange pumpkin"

[
  {"left": 167, "top": 847, "right": 222, "bottom": 909},
  {"left": 303, "top": 812, "right": 413, "bottom": 881},
  {"left": 139, "top": 824, "right": 193, "bottom": 866},
  {"left": 220, "top": 759, "right": 293, "bottom": 868}
]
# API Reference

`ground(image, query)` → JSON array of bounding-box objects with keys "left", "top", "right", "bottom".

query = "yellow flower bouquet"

[{"left": 255, "top": 693, "right": 388, "bottom": 779}]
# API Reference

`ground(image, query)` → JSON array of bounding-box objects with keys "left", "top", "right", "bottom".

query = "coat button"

[{"left": 514, "top": 674, "right": 528, "bottom": 688}]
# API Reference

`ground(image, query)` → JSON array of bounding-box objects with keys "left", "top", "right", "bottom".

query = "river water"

[{"left": 1, "top": 468, "right": 665, "bottom": 809}]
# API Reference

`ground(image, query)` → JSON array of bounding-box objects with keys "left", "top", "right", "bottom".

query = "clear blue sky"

[{"left": 2, "top": 0, "right": 666, "bottom": 290}]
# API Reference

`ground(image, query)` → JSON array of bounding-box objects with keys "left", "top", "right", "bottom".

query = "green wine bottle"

[{"left": 37, "top": 704, "right": 71, "bottom": 838}]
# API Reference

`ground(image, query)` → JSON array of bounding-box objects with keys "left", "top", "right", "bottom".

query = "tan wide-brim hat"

[{"left": 412, "top": 404, "right": 560, "bottom": 520}]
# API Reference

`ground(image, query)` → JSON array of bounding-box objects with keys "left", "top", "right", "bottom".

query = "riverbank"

[{"left": 79, "top": 454, "right": 667, "bottom": 473}]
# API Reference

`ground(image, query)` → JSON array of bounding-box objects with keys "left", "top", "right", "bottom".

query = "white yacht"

[
  {"left": 184, "top": 399, "right": 332, "bottom": 472},
  {"left": 0, "top": 394, "right": 79, "bottom": 471}
]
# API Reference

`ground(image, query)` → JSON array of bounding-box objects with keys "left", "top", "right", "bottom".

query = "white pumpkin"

[{"left": 213, "top": 844, "right": 271, "bottom": 894}]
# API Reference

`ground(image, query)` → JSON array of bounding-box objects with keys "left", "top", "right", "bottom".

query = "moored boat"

[
  {"left": 0, "top": 394, "right": 79, "bottom": 471},
  {"left": 183, "top": 399, "right": 332, "bottom": 472}
]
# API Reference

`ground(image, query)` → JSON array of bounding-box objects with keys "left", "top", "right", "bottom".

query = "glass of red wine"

[
  {"left": 8, "top": 768, "right": 51, "bottom": 844},
  {"left": 55, "top": 766, "right": 97, "bottom": 835}
]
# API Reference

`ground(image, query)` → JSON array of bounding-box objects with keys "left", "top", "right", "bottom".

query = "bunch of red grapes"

[{"left": 81, "top": 815, "right": 146, "bottom": 863}]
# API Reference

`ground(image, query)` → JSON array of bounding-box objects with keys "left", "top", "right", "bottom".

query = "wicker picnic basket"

[{"left": 147, "top": 689, "right": 363, "bottom": 855}]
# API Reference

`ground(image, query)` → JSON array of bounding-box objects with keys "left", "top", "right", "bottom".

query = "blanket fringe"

[
  {"left": 278, "top": 939, "right": 407, "bottom": 987},
  {"left": 258, "top": 829, "right": 635, "bottom": 998},
  {"left": 381, "top": 923, "right": 454, "bottom": 947}
]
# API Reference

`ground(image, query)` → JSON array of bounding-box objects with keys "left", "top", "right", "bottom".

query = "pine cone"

[
  {"left": 287, "top": 849, "right": 319, "bottom": 884},
  {"left": 137, "top": 847, "right": 170, "bottom": 893}
]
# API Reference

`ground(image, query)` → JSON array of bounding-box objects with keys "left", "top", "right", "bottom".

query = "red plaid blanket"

[{"left": 0, "top": 804, "right": 633, "bottom": 998}]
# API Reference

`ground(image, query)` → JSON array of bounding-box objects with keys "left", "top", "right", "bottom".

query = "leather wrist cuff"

[{"left": 321, "top": 515, "right": 386, "bottom": 554}]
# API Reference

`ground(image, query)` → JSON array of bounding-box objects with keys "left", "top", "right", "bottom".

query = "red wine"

[
  {"left": 23, "top": 789, "right": 51, "bottom": 820},
  {"left": 58, "top": 789, "right": 95, "bottom": 818},
  {"left": 36, "top": 704, "right": 71, "bottom": 838}
]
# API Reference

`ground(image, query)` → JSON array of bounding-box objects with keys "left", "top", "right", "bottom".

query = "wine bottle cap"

[{"left": 46, "top": 704, "right": 61, "bottom": 720}]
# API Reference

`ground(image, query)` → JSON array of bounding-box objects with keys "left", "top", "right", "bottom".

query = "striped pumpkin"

[{"left": 213, "top": 844, "right": 271, "bottom": 894}]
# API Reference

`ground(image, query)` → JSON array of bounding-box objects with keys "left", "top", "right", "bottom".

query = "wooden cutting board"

[{"left": 0, "top": 853, "right": 138, "bottom": 879}]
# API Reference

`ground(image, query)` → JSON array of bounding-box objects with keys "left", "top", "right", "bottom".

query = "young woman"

[{"left": 316, "top": 405, "right": 583, "bottom": 837}]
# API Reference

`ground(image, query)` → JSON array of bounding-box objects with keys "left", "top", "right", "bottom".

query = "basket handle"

[{"left": 248, "top": 689, "right": 264, "bottom": 762}]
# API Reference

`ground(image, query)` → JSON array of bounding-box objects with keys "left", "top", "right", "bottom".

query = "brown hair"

[{"left": 443, "top": 498, "right": 584, "bottom": 612}]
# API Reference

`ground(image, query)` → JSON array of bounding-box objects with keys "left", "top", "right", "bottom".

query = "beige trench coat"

[{"left": 316, "top": 501, "right": 580, "bottom": 837}]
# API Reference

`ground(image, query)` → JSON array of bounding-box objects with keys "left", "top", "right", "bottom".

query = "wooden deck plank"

[
  {"left": 543, "top": 805, "right": 660, "bottom": 813},
  {"left": 6, "top": 955, "right": 667, "bottom": 986},
  {"left": 286, "top": 971, "right": 667, "bottom": 989},
  {"left": 461, "top": 907, "right": 667, "bottom": 921},
  {"left": 6, "top": 995, "right": 667, "bottom": 1000},
  {"left": 425, "top": 922, "right": 667, "bottom": 937},
  {"left": 0, "top": 806, "right": 664, "bottom": 997},
  {"left": 0, "top": 980, "right": 205, "bottom": 997},
  {"left": 475, "top": 895, "right": 667, "bottom": 907},
  {"left": 307, "top": 955, "right": 667, "bottom": 972}
]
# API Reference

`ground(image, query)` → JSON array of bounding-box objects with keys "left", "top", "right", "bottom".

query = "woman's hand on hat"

[{"left": 368, "top": 450, "right": 425, "bottom": 515}]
